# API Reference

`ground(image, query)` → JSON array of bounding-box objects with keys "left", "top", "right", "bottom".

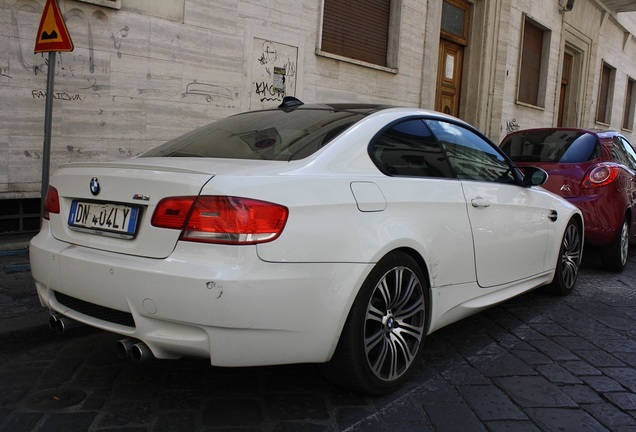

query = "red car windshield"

[{"left": 501, "top": 130, "right": 600, "bottom": 163}]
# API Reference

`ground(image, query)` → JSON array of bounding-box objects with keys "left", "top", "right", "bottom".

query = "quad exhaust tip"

[
  {"left": 49, "top": 315, "right": 81, "bottom": 336},
  {"left": 48, "top": 317, "right": 154, "bottom": 363},
  {"left": 116, "top": 338, "right": 154, "bottom": 363}
]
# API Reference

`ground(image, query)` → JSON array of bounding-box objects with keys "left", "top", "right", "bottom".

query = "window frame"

[
  {"left": 596, "top": 62, "right": 615, "bottom": 125},
  {"left": 622, "top": 77, "right": 635, "bottom": 131},
  {"left": 441, "top": 0, "right": 471, "bottom": 46},
  {"left": 317, "top": 0, "right": 400, "bottom": 73},
  {"left": 517, "top": 16, "right": 550, "bottom": 108},
  {"left": 424, "top": 119, "right": 518, "bottom": 184},
  {"left": 369, "top": 118, "right": 454, "bottom": 179}
]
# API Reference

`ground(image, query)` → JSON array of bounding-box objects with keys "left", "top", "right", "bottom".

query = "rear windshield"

[
  {"left": 500, "top": 130, "right": 600, "bottom": 163},
  {"left": 140, "top": 108, "right": 365, "bottom": 161}
]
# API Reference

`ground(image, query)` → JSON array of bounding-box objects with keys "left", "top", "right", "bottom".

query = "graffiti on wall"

[
  {"left": 10, "top": 6, "right": 235, "bottom": 104},
  {"left": 251, "top": 38, "right": 297, "bottom": 109},
  {"left": 506, "top": 118, "right": 520, "bottom": 134},
  {"left": 181, "top": 80, "right": 233, "bottom": 102}
]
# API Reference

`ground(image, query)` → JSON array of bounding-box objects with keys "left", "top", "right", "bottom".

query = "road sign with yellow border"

[{"left": 34, "top": 0, "right": 74, "bottom": 53}]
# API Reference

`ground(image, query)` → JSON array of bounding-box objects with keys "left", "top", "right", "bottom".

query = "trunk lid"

[{"left": 47, "top": 158, "right": 277, "bottom": 259}]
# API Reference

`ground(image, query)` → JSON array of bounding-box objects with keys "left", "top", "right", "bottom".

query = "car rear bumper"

[{"left": 29, "top": 222, "right": 371, "bottom": 366}]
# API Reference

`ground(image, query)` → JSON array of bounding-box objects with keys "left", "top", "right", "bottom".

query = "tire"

[
  {"left": 601, "top": 218, "right": 629, "bottom": 272},
  {"left": 546, "top": 218, "right": 582, "bottom": 296},
  {"left": 322, "top": 252, "right": 428, "bottom": 394}
]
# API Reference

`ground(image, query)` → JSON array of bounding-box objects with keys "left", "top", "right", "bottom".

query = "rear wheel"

[
  {"left": 601, "top": 218, "right": 629, "bottom": 272},
  {"left": 546, "top": 218, "right": 582, "bottom": 295},
  {"left": 322, "top": 252, "right": 428, "bottom": 394}
]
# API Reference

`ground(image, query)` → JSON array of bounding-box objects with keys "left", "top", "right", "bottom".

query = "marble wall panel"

[
  {"left": 149, "top": 18, "right": 212, "bottom": 65},
  {"left": 8, "top": 136, "right": 44, "bottom": 186},
  {"left": 1, "top": 86, "right": 59, "bottom": 137},
  {"left": 184, "top": 0, "right": 239, "bottom": 33},
  {"left": 61, "top": 93, "right": 146, "bottom": 140},
  {"left": 109, "top": 54, "right": 183, "bottom": 101}
]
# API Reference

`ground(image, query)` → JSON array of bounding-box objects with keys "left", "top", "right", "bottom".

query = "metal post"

[{"left": 40, "top": 50, "right": 56, "bottom": 219}]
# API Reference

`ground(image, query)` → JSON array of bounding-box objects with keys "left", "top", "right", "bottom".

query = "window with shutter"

[
  {"left": 597, "top": 62, "right": 615, "bottom": 125},
  {"left": 623, "top": 77, "right": 635, "bottom": 130},
  {"left": 518, "top": 18, "right": 546, "bottom": 106},
  {"left": 321, "top": 0, "right": 392, "bottom": 67}
]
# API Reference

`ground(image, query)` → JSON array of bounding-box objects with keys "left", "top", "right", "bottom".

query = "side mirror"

[{"left": 520, "top": 166, "right": 548, "bottom": 187}]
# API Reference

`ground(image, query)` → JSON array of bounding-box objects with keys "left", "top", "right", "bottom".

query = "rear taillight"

[
  {"left": 581, "top": 164, "right": 620, "bottom": 189},
  {"left": 152, "top": 196, "right": 288, "bottom": 245},
  {"left": 43, "top": 186, "right": 60, "bottom": 220}
]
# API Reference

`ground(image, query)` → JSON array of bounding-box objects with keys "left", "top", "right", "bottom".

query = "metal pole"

[{"left": 40, "top": 50, "right": 56, "bottom": 219}]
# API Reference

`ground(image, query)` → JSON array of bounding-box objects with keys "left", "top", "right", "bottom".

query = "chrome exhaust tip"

[
  {"left": 130, "top": 342, "right": 154, "bottom": 363},
  {"left": 54, "top": 317, "right": 81, "bottom": 335},
  {"left": 48, "top": 315, "right": 60, "bottom": 331},
  {"left": 115, "top": 338, "right": 138, "bottom": 360}
]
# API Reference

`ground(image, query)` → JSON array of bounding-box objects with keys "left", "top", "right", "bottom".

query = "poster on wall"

[{"left": 250, "top": 38, "right": 297, "bottom": 110}]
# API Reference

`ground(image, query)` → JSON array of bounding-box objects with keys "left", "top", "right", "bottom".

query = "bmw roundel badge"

[{"left": 90, "top": 177, "right": 100, "bottom": 196}]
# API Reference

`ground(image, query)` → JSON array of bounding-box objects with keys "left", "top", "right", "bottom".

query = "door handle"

[{"left": 471, "top": 198, "right": 491, "bottom": 208}]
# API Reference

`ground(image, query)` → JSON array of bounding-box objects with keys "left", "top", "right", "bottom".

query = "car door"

[{"left": 425, "top": 119, "right": 550, "bottom": 288}]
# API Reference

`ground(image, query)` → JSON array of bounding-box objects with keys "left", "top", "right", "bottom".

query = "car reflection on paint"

[
  {"left": 30, "top": 98, "right": 583, "bottom": 394},
  {"left": 500, "top": 128, "right": 636, "bottom": 272}
]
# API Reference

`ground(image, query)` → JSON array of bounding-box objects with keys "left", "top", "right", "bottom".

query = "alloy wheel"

[
  {"left": 619, "top": 221, "right": 629, "bottom": 267},
  {"left": 561, "top": 222, "right": 582, "bottom": 290},
  {"left": 363, "top": 266, "right": 426, "bottom": 382}
]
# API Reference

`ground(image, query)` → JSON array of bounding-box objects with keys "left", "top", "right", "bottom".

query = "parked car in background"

[
  {"left": 30, "top": 98, "right": 583, "bottom": 394},
  {"left": 500, "top": 128, "right": 636, "bottom": 272}
]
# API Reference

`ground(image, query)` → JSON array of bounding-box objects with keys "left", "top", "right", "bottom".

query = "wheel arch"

[
  {"left": 392, "top": 246, "right": 434, "bottom": 335},
  {"left": 334, "top": 246, "right": 434, "bottom": 350},
  {"left": 322, "top": 246, "right": 435, "bottom": 393}
]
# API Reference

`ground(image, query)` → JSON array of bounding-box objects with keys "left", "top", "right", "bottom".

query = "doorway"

[
  {"left": 435, "top": 0, "right": 470, "bottom": 117},
  {"left": 557, "top": 45, "right": 582, "bottom": 127},
  {"left": 558, "top": 52, "right": 573, "bottom": 127}
]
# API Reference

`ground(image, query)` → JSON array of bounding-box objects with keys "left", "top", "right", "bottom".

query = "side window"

[
  {"left": 611, "top": 137, "right": 632, "bottom": 168},
  {"left": 425, "top": 119, "right": 516, "bottom": 184},
  {"left": 617, "top": 137, "right": 636, "bottom": 170},
  {"left": 371, "top": 119, "right": 453, "bottom": 178}
]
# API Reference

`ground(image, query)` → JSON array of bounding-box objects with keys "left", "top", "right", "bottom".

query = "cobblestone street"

[{"left": 1, "top": 245, "right": 636, "bottom": 431}]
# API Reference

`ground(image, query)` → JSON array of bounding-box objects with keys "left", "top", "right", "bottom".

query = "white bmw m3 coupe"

[{"left": 30, "top": 97, "right": 583, "bottom": 394}]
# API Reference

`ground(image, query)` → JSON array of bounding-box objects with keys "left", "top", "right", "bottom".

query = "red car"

[{"left": 501, "top": 128, "right": 636, "bottom": 272}]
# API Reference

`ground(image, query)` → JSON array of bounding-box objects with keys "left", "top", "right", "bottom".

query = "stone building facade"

[{"left": 1, "top": 0, "right": 636, "bottom": 233}]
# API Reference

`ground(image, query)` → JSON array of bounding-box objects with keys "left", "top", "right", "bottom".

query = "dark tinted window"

[
  {"left": 371, "top": 119, "right": 453, "bottom": 178},
  {"left": 501, "top": 130, "right": 600, "bottom": 163},
  {"left": 619, "top": 137, "right": 636, "bottom": 170},
  {"left": 612, "top": 137, "right": 636, "bottom": 170},
  {"left": 426, "top": 120, "right": 516, "bottom": 183},
  {"left": 141, "top": 108, "right": 365, "bottom": 161}
]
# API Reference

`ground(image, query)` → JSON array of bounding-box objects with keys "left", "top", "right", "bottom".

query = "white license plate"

[{"left": 68, "top": 200, "right": 140, "bottom": 238}]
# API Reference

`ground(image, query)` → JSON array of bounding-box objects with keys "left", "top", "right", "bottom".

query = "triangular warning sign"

[{"left": 34, "top": 0, "right": 74, "bottom": 53}]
